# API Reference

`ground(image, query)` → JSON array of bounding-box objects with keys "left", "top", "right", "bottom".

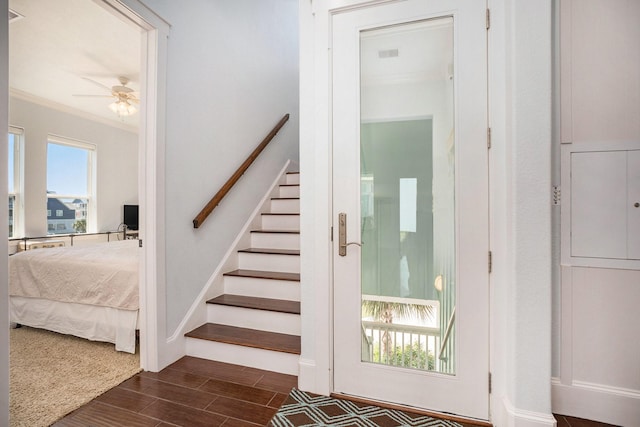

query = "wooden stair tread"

[
  {"left": 186, "top": 323, "right": 301, "bottom": 354},
  {"left": 238, "top": 248, "right": 300, "bottom": 256},
  {"left": 262, "top": 213, "right": 300, "bottom": 216},
  {"left": 207, "top": 294, "right": 300, "bottom": 314},
  {"left": 223, "top": 269, "right": 300, "bottom": 282},
  {"left": 271, "top": 197, "right": 299, "bottom": 200},
  {"left": 251, "top": 229, "right": 300, "bottom": 234},
  {"left": 280, "top": 184, "right": 300, "bottom": 187}
]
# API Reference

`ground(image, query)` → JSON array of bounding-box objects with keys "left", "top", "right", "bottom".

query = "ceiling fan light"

[
  {"left": 126, "top": 103, "right": 137, "bottom": 115},
  {"left": 109, "top": 101, "right": 120, "bottom": 114},
  {"left": 109, "top": 99, "right": 137, "bottom": 117}
]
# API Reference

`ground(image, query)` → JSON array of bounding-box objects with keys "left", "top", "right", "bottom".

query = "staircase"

[{"left": 185, "top": 172, "right": 301, "bottom": 375}]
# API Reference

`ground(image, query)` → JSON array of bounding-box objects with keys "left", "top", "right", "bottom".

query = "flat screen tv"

[{"left": 123, "top": 204, "right": 139, "bottom": 231}]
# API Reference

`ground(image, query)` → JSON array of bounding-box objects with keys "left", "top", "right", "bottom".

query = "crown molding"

[{"left": 9, "top": 88, "right": 138, "bottom": 134}]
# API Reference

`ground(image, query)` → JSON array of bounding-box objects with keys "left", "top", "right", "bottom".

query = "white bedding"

[
  {"left": 9, "top": 239, "right": 139, "bottom": 353},
  {"left": 10, "top": 297, "right": 138, "bottom": 353},
  {"left": 9, "top": 239, "right": 139, "bottom": 310}
]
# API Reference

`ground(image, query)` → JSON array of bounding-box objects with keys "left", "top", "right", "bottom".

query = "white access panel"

[
  {"left": 571, "top": 151, "right": 627, "bottom": 259},
  {"left": 628, "top": 150, "right": 640, "bottom": 259}
]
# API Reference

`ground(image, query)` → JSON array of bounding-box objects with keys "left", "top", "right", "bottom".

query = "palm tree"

[{"left": 362, "top": 299, "right": 434, "bottom": 364}]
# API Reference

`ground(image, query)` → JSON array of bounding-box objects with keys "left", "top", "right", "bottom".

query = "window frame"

[
  {"left": 46, "top": 135, "right": 97, "bottom": 234},
  {"left": 8, "top": 126, "right": 24, "bottom": 238}
]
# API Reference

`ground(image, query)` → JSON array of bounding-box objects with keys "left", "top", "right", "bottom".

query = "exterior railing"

[{"left": 362, "top": 320, "right": 441, "bottom": 371}]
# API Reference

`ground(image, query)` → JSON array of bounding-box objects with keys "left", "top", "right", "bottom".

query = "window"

[
  {"left": 47, "top": 137, "right": 96, "bottom": 235},
  {"left": 8, "top": 127, "right": 23, "bottom": 238}
]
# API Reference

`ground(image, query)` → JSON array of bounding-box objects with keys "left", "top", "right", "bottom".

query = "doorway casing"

[{"left": 90, "top": 0, "right": 170, "bottom": 372}]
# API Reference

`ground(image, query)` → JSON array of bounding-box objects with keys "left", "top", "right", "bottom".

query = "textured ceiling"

[{"left": 8, "top": 0, "right": 141, "bottom": 130}]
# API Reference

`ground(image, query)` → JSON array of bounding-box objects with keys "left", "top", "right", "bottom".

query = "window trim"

[
  {"left": 46, "top": 135, "right": 97, "bottom": 234},
  {"left": 9, "top": 126, "right": 24, "bottom": 238}
]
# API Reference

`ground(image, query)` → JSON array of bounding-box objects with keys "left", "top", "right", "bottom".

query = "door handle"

[{"left": 338, "top": 212, "right": 362, "bottom": 256}]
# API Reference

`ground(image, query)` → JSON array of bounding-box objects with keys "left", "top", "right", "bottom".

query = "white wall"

[
  {"left": 140, "top": 0, "right": 300, "bottom": 338},
  {"left": 0, "top": 1, "right": 9, "bottom": 423},
  {"left": 9, "top": 96, "right": 138, "bottom": 236},
  {"left": 553, "top": 1, "right": 640, "bottom": 425}
]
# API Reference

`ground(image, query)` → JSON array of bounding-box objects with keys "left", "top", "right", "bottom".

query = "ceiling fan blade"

[
  {"left": 72, "top": 94, "right": 114, "bottom": 98},
  {"left": 80, "top": 76, "right": 113, "bottom": 92}
]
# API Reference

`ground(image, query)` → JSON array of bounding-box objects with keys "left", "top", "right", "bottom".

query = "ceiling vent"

[
  {"left": 9, "top": 9, "right": 24, "bottom": 23},
  {"left": 378, "top": 49, "right": 399, "bottom": 59}
]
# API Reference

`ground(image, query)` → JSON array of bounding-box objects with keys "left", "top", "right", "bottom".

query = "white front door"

[{"left": 332, "top": 0, "right": 489, "bottom": 420}]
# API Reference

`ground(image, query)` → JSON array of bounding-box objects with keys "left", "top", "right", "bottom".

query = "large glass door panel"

[
  {"left": 359, "top": 18, "right": 456, "bottom": 376},
  {"left": 332, "top": 0, "right": 489, "bottom": 419}
]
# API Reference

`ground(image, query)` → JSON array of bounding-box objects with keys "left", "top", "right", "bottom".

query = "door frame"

[{"left": 97, "top": 0, "right": 170, "bottom": 372}]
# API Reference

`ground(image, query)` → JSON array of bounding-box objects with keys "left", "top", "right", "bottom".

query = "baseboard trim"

[
  {"left": 298, "top": 357, "right": 332, "bottom": 396},
  {"left": 298, "top": 358, "right": 316, "bottom": 391},
  {"left": 552, "top": 378, "right": 640, "bottom": 426},
  {"left": 502, "top": 397, "right": 557, "bottom": 427}
]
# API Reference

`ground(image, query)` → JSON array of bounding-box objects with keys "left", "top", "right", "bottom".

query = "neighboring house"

[
  {"left": 0, "top": 1, "right": 637, "bottom": 427},
  {"left": 72, "top": 199, "right": 87, "bottom": 221},
  {"left": 46, "top": 196, "right": 75, "bottom": 235}
]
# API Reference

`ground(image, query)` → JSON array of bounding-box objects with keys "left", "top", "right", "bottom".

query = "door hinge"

[
  {"left": 487, "top": 127, "right": 492, "bottom": 149},
  {"left": 553, "top": 185, "right": 561, "bottom": 206},
  {"left": 488, "top": 251, "right": 492, "bottom": 274},
  {"left": 489, "top": 372, "right": 492, "bottom": 394},
  {"left": 138, "top": 239, "right": 143, "bottom": 248},
  {"left": 330, "top": 226, "right": 334, "bottom": 241},
  {"left": 486, "top": 8, "right": 491, "bottom": 30}
]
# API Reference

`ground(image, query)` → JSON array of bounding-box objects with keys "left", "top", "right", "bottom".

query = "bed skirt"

[{"left": 9, "top": 296, "right": 138, "bottom": 354}]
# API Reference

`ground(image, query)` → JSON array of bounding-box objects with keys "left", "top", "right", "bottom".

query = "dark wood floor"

[
  {"left": 54, "top": 356, "right": 296, "bottom": 427},
  {"left": 53, "top": 355, "right": 618, "bottom": 427},
  {"left": 555, "top": 414, "right": 619, "bottom": 427}
]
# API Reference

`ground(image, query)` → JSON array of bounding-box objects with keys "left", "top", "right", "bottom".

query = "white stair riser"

[
  {"left": 261, "top": 214, "right": 299, "bottom": 231},
  {"left": 224, "top": 276, "right": 300, "bottom": 301},
  {"left": 207, "top": 305, "right": 301, "bottom": 335},
  {"left": 186, "top": 338, "right": 299, "bottom": 375},
  {"left": 285, "top": 173, "right": 300, "bottom": 185},
  {"left": 270, "top": 199, "right": 299, "bottom": 213},
  {"left": 251, "top": 232, "right": 299, "bottom": 250},
  {"left": 238, "top": 252, "right": 300, "bottom": 274},
  {"left": 279, "top": 185, "right": 300, "bottom": 198}
]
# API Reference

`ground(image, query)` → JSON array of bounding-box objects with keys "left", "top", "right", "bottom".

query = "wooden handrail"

[{"left": 193, "top": 113, "right": 290, "bottom": 229}]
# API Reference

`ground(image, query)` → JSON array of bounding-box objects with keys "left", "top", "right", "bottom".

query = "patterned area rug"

[{"left": 270, "top": 388, "right": 463, "bottom": 427}]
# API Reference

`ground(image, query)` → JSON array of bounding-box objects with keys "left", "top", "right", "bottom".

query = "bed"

[{"left": 9, "top": 239, "right": 139, "bottom": 353}]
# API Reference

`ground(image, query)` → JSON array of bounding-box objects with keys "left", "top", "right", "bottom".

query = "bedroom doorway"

[{"left": 5, "top": 0, "right": 168, "bottom": 376}]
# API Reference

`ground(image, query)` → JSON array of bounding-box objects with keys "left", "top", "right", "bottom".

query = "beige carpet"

[{"left": 10, "top": 326, "right": 140, "bottom": 427}]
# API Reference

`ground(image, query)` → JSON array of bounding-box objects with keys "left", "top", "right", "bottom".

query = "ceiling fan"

[{"left": 74, "top": 76, "right": 139, "bottom": 117}]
